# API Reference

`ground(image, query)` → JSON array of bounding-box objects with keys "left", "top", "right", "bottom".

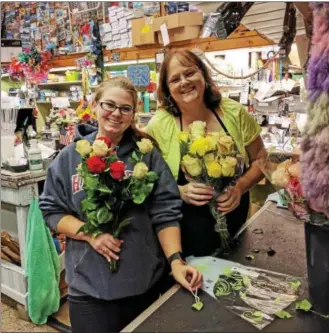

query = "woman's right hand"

[
  {"left": 179, "top": 182, "right": 215, "bottom": 206},
  {"left": 87, "top": 233, "right": 123, "bottom": 262}
]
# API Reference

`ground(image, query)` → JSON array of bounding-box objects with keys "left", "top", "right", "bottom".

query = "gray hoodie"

[{"left": 39, "top": 124, "right": 182, "bottom": 300}]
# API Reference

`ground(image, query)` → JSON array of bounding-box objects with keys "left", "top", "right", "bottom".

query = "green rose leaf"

[
  {"left": 81, "top": 198, "right": 98, "bottom": 211},
  {"left": 276, "top": 310, "right": 292, "bottom": 319},
  {"left": 146, "top": 171, "right": 158, "bottom": 182},
  {"left": 192, "top": 301, "right": 204, "bottom": 311},
  {"left": 132, "top": 151, "right": 139, "bottom": 162},
  {"left": 105, "top": 201, "right": 111, "bottom": 210},
  {"left": 98, "top": 184, "right": 113, "bottom": 194},
  {"left": 290, "top": 279, "right": 301, "bottom": 290},
  {"left": 133, "top": 192, "right": 147, "bottom": 204},
  {"left": 296, "top": 299, "right": 312, "bottom": 312},
  {"left": 97, "top": 206, "right": 113, "bottom": 224},
  {"left": 84, "top": 174, "right": 99, "bottom": 190}
]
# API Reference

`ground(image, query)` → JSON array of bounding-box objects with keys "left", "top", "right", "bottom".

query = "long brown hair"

[
  {"left": 157, "top": 49, "right": 222, "bottom": 116},
  {"left": 94, "top": 77, "right": 159, "bottom": 149}
]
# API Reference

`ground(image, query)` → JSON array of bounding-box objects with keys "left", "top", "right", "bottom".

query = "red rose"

[
  {"left": 286, "top": 177, "right": 304, "bottom": 199},
  {"left": 82, "top": 113, "right": 91, "bottom": 121},
  {"left": 96, "top": 136, "right": 111, "bottom": 148},
  {"left": 110, "top": 161, "right": 125, "bottom": 180},
  {"left": 86, "top": 156, "right": 106, "bottom": 174}
]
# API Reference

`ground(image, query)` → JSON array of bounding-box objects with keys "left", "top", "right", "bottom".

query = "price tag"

[
  {"left": 51, "top": 97, "right": 70, "bottom": 108},
  {"left": 160, "top": 23, "right": 170, "bottom": 46}
]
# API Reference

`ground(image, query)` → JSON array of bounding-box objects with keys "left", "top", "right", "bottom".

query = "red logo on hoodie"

[{"left": 72, "top": 174, "right": 84, "bottom": 194}]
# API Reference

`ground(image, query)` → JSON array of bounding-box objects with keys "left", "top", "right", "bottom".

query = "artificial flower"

[
  {"left": 182, "top": 155, "right": 202, "bottom": 177},
  {"left": 189, "top": 121, "right": 206, "bottom": 141},
  {"left": 109, "top": 161, "right": 125, "bottom": 180},
  {"left": 92, "top": 140, "right": 109, "bottom": 157},
  {"left": 133, "top": 162, "right": 149, "bottom": 179},
  {"left": 137, "top": 138, "right": 153, "bottom": 154},
  {"left": 76, "top": 140, "right": 92, "bottom": 157},
  {"left": 217, "top": 135, "right": 234, "bottom": 155},
  {"left": 86, "top": 156, "right": 106, "bottom": 174},
  {"left": 206, "top": 161, "right": 222, "bottom": 178}
]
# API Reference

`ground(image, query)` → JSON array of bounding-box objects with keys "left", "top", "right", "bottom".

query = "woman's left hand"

[
  {"left": 171, "top": 261, "right": 203, "bottom": 292},
  {"left": 217, "top": 186, "right": 242, "bottom": 214}
]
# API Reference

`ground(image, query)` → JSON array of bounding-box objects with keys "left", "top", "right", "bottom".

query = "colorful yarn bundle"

[{"left": 301, "top": 3, "right": 329, "bottom": 217}]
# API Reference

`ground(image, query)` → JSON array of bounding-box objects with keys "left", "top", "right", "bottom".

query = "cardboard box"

[
  {"left": 153, "top": 12, "right": 203, "bottom": 44},
  {"left": 157, "top": 26, "right": 201, "bottom": 44},
  {"left": 131, "top": 17, "right": 156, "bottom": 46}
]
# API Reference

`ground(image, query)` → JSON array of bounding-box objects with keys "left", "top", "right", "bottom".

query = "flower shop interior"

[{"left": 1, "top": 1, "right": 329, "bottom": 332}]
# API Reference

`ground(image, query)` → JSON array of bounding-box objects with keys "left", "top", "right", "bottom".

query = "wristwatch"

[{"left": 167, "top": 251, "right": 186, "bottom": 266}]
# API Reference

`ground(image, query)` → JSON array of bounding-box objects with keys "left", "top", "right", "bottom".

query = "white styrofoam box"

[
  {"left": 112, "top": 29, "right": 119, "bottom": 35},
  {"left": 103, "top": 33, "right": 112, "bottom": 43},
  {"left": 121, "top": 32, "right": 129, "bottom": 39},
  {"left": 116, "top": 10, "right": 124, "bottom": 19},
  {"left": 101, "top": 23, "right": 112, "bottom": 33},
  {"left": 1, "top": 261, "right": 27, "bottom": 306},
  {"left": 120, "top": 28, "right": 128, "bottom": 33},
  {"left": 113, "top": 34, "right": 121, "bottom": 41},
  {"left": 111, "top": 21, "right": 119, "bottom": 30},
  {"left": 119, "top": 17, "right": 127, "bottom": 29},
  {"left": 108, "top": 7, "right": 119, "bottom": 16},
  {"left": 110, "top": 15, "right": 118, "bottom": 23},
  {"left": 127, "top": 20, "right": 132, "bottom": 29}
]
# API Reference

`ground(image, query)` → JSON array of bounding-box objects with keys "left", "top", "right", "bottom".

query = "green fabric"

[
  {"left": 146, "top": 97, "right": 262, "bottom": 180},
  {"left": 25, "top": 198, "right": 60, "bottom": 325}
]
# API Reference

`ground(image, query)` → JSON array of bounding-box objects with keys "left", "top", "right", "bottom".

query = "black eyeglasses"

[{"left": 99, "top": 102, "right": 134, "bottom": 115}]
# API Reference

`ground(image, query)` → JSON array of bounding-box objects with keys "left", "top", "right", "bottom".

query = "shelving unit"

[{"left": 37, "top": 81, "right": 82, "bottom": 88}]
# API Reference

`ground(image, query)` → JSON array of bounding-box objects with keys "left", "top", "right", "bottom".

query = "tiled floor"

[{"left": 1, "top": 302, "right": 58, "bottom": 332}]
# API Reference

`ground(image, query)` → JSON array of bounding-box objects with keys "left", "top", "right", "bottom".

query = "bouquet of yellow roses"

[{"left": 179, "top": 121, "right": 244, "bottom": 250}]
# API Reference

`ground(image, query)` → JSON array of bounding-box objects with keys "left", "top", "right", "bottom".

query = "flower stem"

[
  {"left": 109, "top": 259, "right": 118, "bottom": 273},
  {"left": 209, "top": 201, "right": 230, "bottom": 250}
]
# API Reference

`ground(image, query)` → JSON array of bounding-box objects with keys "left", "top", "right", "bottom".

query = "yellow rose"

[
  {"left": 207, "top": 132, "right": 221, "bottom": 149},
  {"left": 206, "top": 161, "right": 222, "bottom": 178},
  {"left": 204, "top": 153, "right": 215, "bottom": 163},
  {"left": 272, "top": 168, "right": 290, "bottom": 187},
  {"left": 179, "top": 131, "right": 190, "bottom": 143},
  {"left": 278, "top": 159, "right": 292, "bottom": 171},
  {"left": 225, "top": 156, "right": 238, "bottom": 167},
  {"left": 133, "top": 162, "right": 149, "bottom": 179},
  {"left": 189, "top": 121, "right": 206, "bottom": 141},
  {"left": 92, "top": 140, "right": 109, "bottom": 157},
  {"left": 217, "top": 135, "right": 234, "bottom": 155},
  {"left": 137, "top": 138, "right": 153, "bottom": 154},
  {"left": 189, "top": 137, "right": 212, "bottom": 157},
  {"left": 76, "top": 139, "right": 92, "bottom": 157},
  {"left": 182, "top": 155, "right": 202, "bottom": 177},
  {"left": 221, "top": 159, "right": 236, "bottom": 177}
]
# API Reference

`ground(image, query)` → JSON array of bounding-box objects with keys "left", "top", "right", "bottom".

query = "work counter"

[{"left": 122, "top": 202, "right": 327, "bottom": 332}]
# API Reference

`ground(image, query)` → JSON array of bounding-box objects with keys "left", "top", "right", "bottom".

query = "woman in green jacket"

[{"left": 146, "top": 50, "right": 265, "bottom": 257}]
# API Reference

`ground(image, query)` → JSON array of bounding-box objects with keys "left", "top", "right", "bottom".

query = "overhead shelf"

[
  {"left": 37, "top": 81, "right": 82, "bottom": 88},
  {"left": 48, "top": 29, "right": 275, "bottom": 68}
]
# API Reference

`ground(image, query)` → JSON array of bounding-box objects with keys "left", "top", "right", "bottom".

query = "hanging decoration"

[{"left": 7, "top": 47, "right": 52, "bottom": 83}]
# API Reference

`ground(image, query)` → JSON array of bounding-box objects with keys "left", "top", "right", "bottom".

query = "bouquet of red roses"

[
  {"left": 257, "top": 153, "right": 328, "bottom": 225},
  {"left": 75, "top": 136, "right": 158, "bottom": 272}
]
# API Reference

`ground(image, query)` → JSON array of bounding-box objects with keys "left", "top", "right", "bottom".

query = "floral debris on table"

[
  {"left": 257, "top": 152, "right": 329, "bottom": 226},
  {"left": 179, "top": 121, "right": 244, "bottom": 249},
  {"left": 75, "top": 137, "right": 158, "bottom": 272},
  {"left": 214, "top": 267, "right": 301, "bottom": 330}
]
